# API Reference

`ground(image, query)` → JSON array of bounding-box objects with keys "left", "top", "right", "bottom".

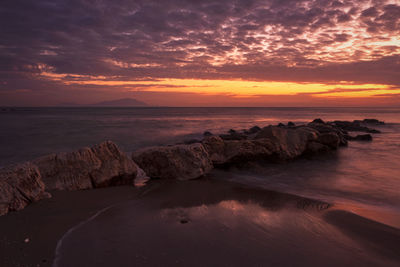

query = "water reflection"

[{"left": 54, "top": 179, "right": 399, "bottom": 267}]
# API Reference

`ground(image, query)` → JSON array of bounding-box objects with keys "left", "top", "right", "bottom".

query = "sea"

[
  {"left": 1, "top": 107, "right": 399, "bottom": 216},
  {"left": 1, "top": 107, "right": 400, "bottom": 266}
]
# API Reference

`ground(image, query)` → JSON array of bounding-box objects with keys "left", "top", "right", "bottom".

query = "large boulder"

[
  {"left": 354, "top": 119, "right": 384, "bottom": 125},
  {"left": 317, "top": 133, "right": 340, "bottom": 149},
  {"left": 132, "top": 143, "right": 213, "bottom": 180},
  {"left": 203, "top": 136, "right": 277, "bottom": 165},
  {"left": 219, "top": 131, "right": 247, "bottom": 141},
  {"left": 307, "top": 122, "right": 348, "bottom": 146},
  {"left": 223, "top": 139, "right": 276, "bottom": 164},
  {"left": 255, "top": 126, "right": 318, "bottom": 159},
  {"left": 202, "top": 136, "right": 227, "bottom": 164},
  {"left": 0, "top": 163, "right": 50, "bottom": 216},
  {"left": 203, "top": 126, "right": 324, "bottom": 165},
  {"left": 331, "top": 121, "right": 381, "bottom": 133},
  {"left": 305, "top": 142, "right": 330, "bottom": 154},
  {"left": 312, "top": 118, "right": 325, "bottom": 124},
  {"left": 247, "top": 126, "right": 261, "bottom": 134},
  {"left": 33, "top": 141, "right": 137, "bottom": 191}
]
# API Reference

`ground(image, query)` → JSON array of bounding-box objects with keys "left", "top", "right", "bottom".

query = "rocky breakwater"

[
  {"left": 0, "top": 141, "right": 138, "bottom": 216},
  {"left": 202, "top": 123, "right": 342, "bottom": 167},
  {"left": 308, "top": 118, "right": 384, "bottom": 142},
  {"left": 132, "top": 119, "right": 382, "bottom": 178},
  {"left": 203, "top": 126, "right": 316, "bottom": 165},
  {"left": 132, "top": 143, "right": 213, "bottom": 180},
  {"left": 0, "top": 119, "right": 383, "bottom": 216}
]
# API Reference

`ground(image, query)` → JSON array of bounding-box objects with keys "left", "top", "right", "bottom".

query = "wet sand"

[
  {"left": 1, "top": 178, "right": 399, "bottom": 267},
  {"left": 0, "top": 186, "right": 141, "bottom": 267}
]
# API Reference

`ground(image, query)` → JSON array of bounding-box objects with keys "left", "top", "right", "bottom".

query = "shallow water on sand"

[
  {"left": 53, "top": 180, "right": 400, "bottom": 267},
  {"left": 216, "top": 122, "right": 400, "bottom": 228}
]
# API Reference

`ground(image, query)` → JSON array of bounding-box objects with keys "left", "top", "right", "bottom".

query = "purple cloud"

[{"left": 0, "top": 0, "right": 399, "bottom": 105}]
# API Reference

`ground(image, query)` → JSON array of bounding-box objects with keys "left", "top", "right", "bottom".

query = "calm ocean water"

[{"left": 1, "top": 107, "right": 400, "bottom": 227}]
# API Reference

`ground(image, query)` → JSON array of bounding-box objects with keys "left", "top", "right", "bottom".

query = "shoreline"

[
  {"left": 0, "top": 186, "right": 141, "bottom": 267},
  {"left": 1, "top": 178, "right": 399, "bottom": 266}
]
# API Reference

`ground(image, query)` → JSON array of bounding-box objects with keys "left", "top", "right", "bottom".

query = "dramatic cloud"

[{"left": 0, "top": 0, "right": 399, "bottom": 105}]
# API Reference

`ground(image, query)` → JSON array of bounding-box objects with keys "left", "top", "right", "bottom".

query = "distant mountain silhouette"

[
  {"left": 58, "top": 102, "right": 80, "bottom": 106},
  {"left": 91, "top": 98, "right": 148, "bottom": 107}
]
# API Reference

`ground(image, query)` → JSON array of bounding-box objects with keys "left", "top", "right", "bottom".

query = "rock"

[
  {"left": 307, "top": 122, "right": 348, "bottom": 147},
  {"left": 306, "top": 141, "right": 330, "bottom": 154},
  {"left": 203, "top": 136, "right": 277, "bottom": 165},
  {"left": 223, "top": 139, "right": 277, "bottom": 164},
  {"left": 317, "top": 133, "right": 340, "bottom": 149},
  {"left": 202, "top": 136, "right": 227, "bottom": 164},
  {"left": 0, "top": 163, "right": 50, "bottom": 216},
  {"left": 204, "top": 126, "right": 328, "bottom": 165},
  {"left": 255, "top": 126, "right": 318, "bottom": 159},
  {"left": 203, "top": 131, "right": 213, "bottom": 137},
  {"left": 356, "top": 134, "right": 373, "bottom": 141},
  {"left": 287, "top": 121, "right": 295, "bottom": 127},
  {"left": 33, "top": 141, "right": 137, "bottom": 191},
  {"left": 228, "top": 129, "right": 237, "bottom": 134},
  {"left": 364, "top": 119, "right": 384, "bottom": 124},
  {"left": 331, "top": 121, "right": 381, "bottom": 133},
  {"left": 132, "top": 143, "right": 213, "bottom": 180},
  {"left": 183, "top": 139, "right": 201, "bottom": 145},
  {"left": 308, "top": 122, "right": 338, "bottom": 133},
  {"left": 345, "top": 134, "right": 373, "bottom": 141},
  {"left": 339, "top": 135, "right": 349, "bottom": 146},
  {"left": 343, "top": 134, "right": 352, "bottom": 141},
  {"left": 134, "top": 164, "right": 149, "bottom": 180},
  {"left": 354, "top": 119, "right": 384, "bottom": 125},
  {"left": 248, "top": 126, "right": 261, "bottom": 134},
  {"left": 312, "top": 118, "right": 325, "bottom": 124},
  {"left": 278, "top": 123, "right": 285, "bottom": 127},
  {"left": 219, "top": 132, "right": 247, "bottom": 141},
  {"left": 132, "top": 161, "right": 150, "bottom": 187},
  {"left": 331, "top": 121, "right": 354, "bottom": 128}
]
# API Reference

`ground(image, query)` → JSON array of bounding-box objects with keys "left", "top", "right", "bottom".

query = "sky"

[{"left": 1, "top": 0, "right": 400, "bottom": 106}]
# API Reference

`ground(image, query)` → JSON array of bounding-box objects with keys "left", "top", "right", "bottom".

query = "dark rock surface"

[
  {"left": 203, "top": 136, "right": 276, "bottom": 165},
  {"left": 317, "top": 133, "right": 340, "bottom": 149},
  {"left": 33, "top": 141, "right": 137, "bottom": 191},
  {"left": 354, "top": 119, "right": 385, "bottom": 125},
  {"left": 203, "top": 131, "right": 213, "bottom": 137},
  {"left": 312, "top": 118, "right": 325, "bottom": 124},
  {"left": 219, "top": 131, "right": 248, "bottom": 141},
  {"left": 248, "top": 126, "right": 261, "bottom": 134},
  {"left": 255, "top": 126, "right": 319, "bottom": 159},
  {"left": 0, "top": 163, "right": 50, "bottom": 216},
  {"left": 331, "top": 121, "right": 381, "bottom": 133},
  {"left": 345, "top": 134, "right": 373, "bottom": 141},
  {"left": 132, "top": 143, "right": 213, "bottom": 180}
]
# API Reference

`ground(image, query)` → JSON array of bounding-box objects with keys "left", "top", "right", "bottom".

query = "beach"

[
  {"left": 1, "top": 178, "right": 399, "bottom": 267},
  {"left": 0, "top": 186, "right": 140, "bottom": 267}
]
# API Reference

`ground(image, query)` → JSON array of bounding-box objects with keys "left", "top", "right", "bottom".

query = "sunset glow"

[
  {"left": 1, "top": 0, "right": 400, "bottom": 106},
  {"left": 40, "top": 71, "right": 399, "bottom": 98}
]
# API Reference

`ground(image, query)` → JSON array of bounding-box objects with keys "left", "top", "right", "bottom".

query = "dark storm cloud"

[{"left": 1, "top": 0, "right": 400, "bottom": 95}]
